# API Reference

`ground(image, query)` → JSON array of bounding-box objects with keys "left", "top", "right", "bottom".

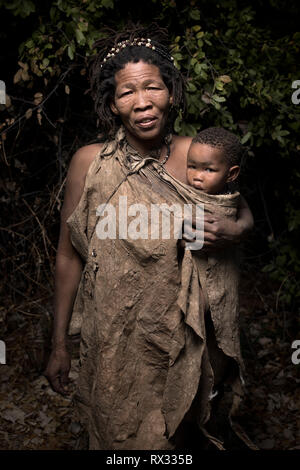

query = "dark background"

[{"left": 0, "top": 0, "right": 299, "bottom": 451}]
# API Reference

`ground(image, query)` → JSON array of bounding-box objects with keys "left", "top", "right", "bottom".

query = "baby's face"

[{"left": 186, "top": 143, "right": 231, "bottom": 194}]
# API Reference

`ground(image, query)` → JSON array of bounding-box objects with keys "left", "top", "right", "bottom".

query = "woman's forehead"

[{"left": 114, "top": 61, "right": 164, "bottom": 87}]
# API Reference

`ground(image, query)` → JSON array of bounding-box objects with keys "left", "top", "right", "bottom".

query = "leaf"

[
  {"left": 215, "top": 80, "right": 224, "bottom": 91},
  {"left": 37, "top": 109, "right": 42, "bottom": 125},
  {"left": 34, "top": 92, "right": 43, "bottom": 106},
  {"left": 21, "top": 68, "right": 30, "bottom": 81},
  {"left": 258, "top": 337, "right": 273, "bottom": 346},
  {"left": 5, "top": 95, "right": 11, "bottom": 107},
  {"left": 102, "top": 0, "right": 114, "bottom": 8},
  {"left": 187, "top": 82, "right": 196, "bottom": 92},
  {"left": 75, "top": 29, "right": 85, "bottom": 44},
  {"left": 25, "top": 39, "right": 34, "bottom": 48},
  {"left": 38, "top": 410, "right": 52, "bottom": 428},
  {"left": 201, "top": 92, "right": 211, "bottom": 104},
  {"left": 25, "top": 108, "right": 33, "bottom": 119},
  {"left": 13, "top": 69, "right": 22, "bottom": 84},
  {"left": 219, "top": 75, "right": 232, "bottom": 83},
  {"left": 67, "top": 45, "right": 74, "bottom": 60},
  {"left": 65, "top": 85, "right": 70, "bottom": 95},
  {"left": 174, "top": 115, "right": 182, "bottom": 133},
  {"left": 241, "top": 131, "right": 252, "bottom": 144},
  {"left": 212, "top": 94, "right": 226, "bottom": 103},
  {"left": 2, "top": 406, "right": 25, "bottom": 425},
  {"left": 190, "top": 9, "right": 200, "bottom": 20}
]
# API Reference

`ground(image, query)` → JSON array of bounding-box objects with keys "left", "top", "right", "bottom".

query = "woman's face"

[{"left": 110, "top": 61, "right": 172, "bottom": 152}]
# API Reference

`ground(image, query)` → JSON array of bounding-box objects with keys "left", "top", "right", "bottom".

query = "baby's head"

[{"left": 187, "top": 127, "right": 243, "bottom": 194}]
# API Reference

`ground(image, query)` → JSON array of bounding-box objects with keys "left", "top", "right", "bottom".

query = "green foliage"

[
  {"left": 1, "top": 0, "right": 300, "bottom": 307},
  {"left": 0, "top": 0, "right": 35, "bottom": 17}
]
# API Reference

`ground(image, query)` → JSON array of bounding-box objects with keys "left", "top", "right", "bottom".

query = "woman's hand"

[
  {"left": 44, "top": 345, "right": 71, "bottom": 396},
  {"left": 181, "top": 196, "right": 254, "bottom": 252},
  {"left": 181, "top": 213, "right": 242, "bottom": 252},
  {"left": 202, "top": 213, "right": 244, "bottom": 250}
]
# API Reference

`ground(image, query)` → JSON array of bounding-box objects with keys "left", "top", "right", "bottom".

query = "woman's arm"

[
  {"left": 181, "top": 195, "right": 254, "bottom": 251},
  {"left": 235, "top": 194, "right": 254, "bottom": 238},
  {"left": 44, "top": 144, "right": 102, "bottom": 394},
  {"left": 203, "top": 195, "right": 254, "bottom": 249}
]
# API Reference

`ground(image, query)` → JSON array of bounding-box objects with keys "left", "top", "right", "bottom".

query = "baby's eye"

[{"left": 205, "top": 168, "right": 215, "bottom": 172}]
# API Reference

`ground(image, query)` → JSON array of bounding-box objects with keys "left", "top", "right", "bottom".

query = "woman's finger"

[
  {"left": 52, "top": 376, "right": 69, "bottom": 395},
  {"left": 182, "top": 233, "right": 198, "bottom": 242},
  {"left": 61, "top": 370, "right": 70, "bottom": 389},
  {"left": 203, "top": 221, "right": 219, "bottom": 234}
]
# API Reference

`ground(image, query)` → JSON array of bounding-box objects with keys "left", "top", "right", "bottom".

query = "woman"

[{"left": 45, "top": 27, "right": 254, "bottom": 450}]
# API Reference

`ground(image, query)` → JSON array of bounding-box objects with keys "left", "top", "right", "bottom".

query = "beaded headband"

[{"left": 100, "top": 37, "right": 175, "bottom": 68}]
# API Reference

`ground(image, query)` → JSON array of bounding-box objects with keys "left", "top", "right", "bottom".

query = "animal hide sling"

[{"left": 66, "top": 127, "right": 257, "bottom": 450}]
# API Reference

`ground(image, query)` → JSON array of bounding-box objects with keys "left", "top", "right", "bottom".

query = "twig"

[
  {"left": 254, "top": 286, "right": 274, "bottom": 315},
  {"left": 0, "top": 226, "right": 41, "bottom": 259},
  {"left": 275, "top": 274, "right": 290, "bottom": 313},
  {"left": 22, "top": 198, "right": 55, "bottom": 256},
  {"left": 257, "top": 178, "right": 274, "bottom": 240},
  {"left": 0, "top": 67, "right": 73, "bottom": 137},
  {"left": 15, "top": 309, "right": 43, "bottom": 318}
]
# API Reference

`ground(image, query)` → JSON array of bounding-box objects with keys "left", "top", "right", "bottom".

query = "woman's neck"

[{"left": 124, "top": 129, "right": 165, "bottom": 157}]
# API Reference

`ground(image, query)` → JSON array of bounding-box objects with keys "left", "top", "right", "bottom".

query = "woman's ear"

[
  {"left": 226, "top": 165, "right": 240, "bottom": 183},
  {"left": 110, "top": 101, "right": 119, "bottom": 115}
]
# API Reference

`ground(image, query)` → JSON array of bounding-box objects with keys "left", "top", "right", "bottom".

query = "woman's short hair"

[{"left": 88, "top": 24, "right": 186, "bottom": 138}]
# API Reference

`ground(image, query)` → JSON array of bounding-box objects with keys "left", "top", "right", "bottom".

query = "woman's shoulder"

[
  {"left": 172, "top": 134, "right": 193, "bottom": 153},
  {"left": 67, "top": 143, "right": 103, "bottom": 180},
  {"left": 70, "top": 143, "right": 103, "bottom": 171},
  {"left": 62, "top": 143, "right": 104, "bottom": 220}
]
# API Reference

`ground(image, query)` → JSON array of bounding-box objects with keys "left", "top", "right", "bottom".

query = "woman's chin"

[{"left": 129, "top": 125, "right": 165, "bottom": 144}]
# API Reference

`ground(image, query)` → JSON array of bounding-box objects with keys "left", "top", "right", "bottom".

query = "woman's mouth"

[{"left": 136, "top": 117, "right": 158, "bottom": 129}]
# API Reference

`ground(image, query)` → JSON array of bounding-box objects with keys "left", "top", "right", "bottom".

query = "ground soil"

[{"left": 0, "top": 270, "right": 299, "bottom": 451}]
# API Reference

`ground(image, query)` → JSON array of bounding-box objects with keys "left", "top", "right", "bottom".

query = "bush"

[{"left": 0, "top": 0, "right": 299, "bottom": 311}]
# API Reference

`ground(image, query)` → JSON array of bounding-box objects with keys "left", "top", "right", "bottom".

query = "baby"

[
  {"left": 186, "top": 126, "right": 242, "bottom": 194},
  {"left": 185, "top": 126, "right": 246, "bottom": 433}
]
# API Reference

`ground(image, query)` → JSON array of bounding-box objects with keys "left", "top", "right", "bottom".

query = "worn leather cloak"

[{"left": 66, "top": 127, "right": 256, "bottom": 450}]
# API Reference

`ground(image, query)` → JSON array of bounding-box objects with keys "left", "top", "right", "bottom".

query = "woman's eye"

[{"left": 120, "top": 91, "right": 132, "bottom": 97}]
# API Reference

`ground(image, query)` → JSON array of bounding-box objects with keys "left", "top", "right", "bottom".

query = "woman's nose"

[{"left": 134, "top": 91, "right": 152, "bottom": 110}]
